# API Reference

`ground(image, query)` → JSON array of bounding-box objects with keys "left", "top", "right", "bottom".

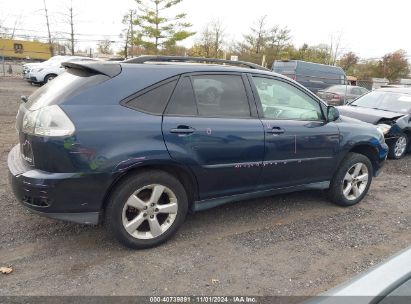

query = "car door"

[
  {"left": 162, "top": 73, "right": 265, "bottom": 200},
  {"left": 249, "top": 75, "right": 340, "bottom": 190}
]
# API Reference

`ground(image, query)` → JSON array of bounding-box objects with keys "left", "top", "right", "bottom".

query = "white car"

[
  {"left": 22, "top": 56, "right": 68, "bottom": 80},
  {"left": 27, "top": 56, "right": 98, "bottom": 84}
]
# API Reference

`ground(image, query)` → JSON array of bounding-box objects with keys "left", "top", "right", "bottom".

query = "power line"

[{"left": 1, "top": 26, "right": 122, "bottom": 37}]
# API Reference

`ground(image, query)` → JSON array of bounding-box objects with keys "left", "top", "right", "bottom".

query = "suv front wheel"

[
  {"left": 388, "top": 133, "right": 408, "bottom": 159},
  {"left": 105, "top": 170, "right": 188, "bottom": 249},
  {"left": 328, "top": 153, "right": 373, "bottom": 206}
]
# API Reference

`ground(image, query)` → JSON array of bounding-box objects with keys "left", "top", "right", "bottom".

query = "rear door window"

[{"left": 191, "top": 75, "right": 251, "bottom": 118}]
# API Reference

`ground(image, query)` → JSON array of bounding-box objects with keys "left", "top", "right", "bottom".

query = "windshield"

[{"left": 351, "top": 91, "right": 411, "bottom": 113}]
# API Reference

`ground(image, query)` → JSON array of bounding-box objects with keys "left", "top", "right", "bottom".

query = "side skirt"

[{"left": 191, "top": 181, "right": 330, "bottom": 212}]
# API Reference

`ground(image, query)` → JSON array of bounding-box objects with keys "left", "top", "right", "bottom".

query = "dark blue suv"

[{"left": 8, "top": 56, "right": 388, "bottom": 249}]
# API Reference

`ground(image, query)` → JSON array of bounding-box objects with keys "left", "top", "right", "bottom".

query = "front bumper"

[
  {"left": 7, "top": 144, "right": 109, "bottom": 225},
  {"left": 374, "top": 142, "right": 388, "bottom": 177}
]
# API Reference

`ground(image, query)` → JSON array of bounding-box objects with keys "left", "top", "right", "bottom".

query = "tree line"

[{"left": 120, "top": 0, "right": 410, "bottom": 82}]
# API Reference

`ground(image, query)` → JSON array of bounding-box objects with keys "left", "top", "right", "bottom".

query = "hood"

[
  {"left": 337, "top": 105, "right": 404, "bottom": 124},
  {"left": 337, "top": 114, "right": 371, "bottom": 126}
]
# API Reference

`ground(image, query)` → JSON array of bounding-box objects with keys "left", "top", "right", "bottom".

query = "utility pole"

[
  {"left": 69, "top": 4, "right": 75, "bottom": 55},
  {"left": 43, "top": 0, "right": 53, "bottom": 57}
]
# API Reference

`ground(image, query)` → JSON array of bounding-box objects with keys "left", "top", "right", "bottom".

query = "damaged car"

[
  {"left": 8, "top": 56, "right": 388, "bottom": 249},
  {"left": 338, "top": 88, "right": 411, "bottom": 159}
]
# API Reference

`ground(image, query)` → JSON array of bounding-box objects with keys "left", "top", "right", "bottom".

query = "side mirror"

[{"left": 327, "top": 106, "right": 340, "bottom": 122}]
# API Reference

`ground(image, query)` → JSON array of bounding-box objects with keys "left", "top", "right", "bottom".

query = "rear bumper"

[{"left": 7, "top": 144, "right": 109, "bottom": 225}]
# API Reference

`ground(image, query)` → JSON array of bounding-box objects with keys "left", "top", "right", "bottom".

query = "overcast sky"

[{"left": 0, "top": 0, "right": 410, "bottom": 60}]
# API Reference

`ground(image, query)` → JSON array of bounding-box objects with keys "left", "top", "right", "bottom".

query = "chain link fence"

[
  {"left": 0, "top": 60, "right": 24, "bottom": 77},
  {"left": 357, "top": 80, "right": 373, "bottom": 91}
]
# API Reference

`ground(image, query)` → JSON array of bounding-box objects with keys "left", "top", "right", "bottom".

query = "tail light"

[
  {"left": 22, "top": 105, "right": 75, "bottom": 137},
  {"left": 331, "top": 94, "right": 341, "bottom": 100}
]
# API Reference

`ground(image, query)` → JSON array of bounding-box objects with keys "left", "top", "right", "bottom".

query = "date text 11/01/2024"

[{"left": 149, "top": 296, "right": 257, "bottom": 303}]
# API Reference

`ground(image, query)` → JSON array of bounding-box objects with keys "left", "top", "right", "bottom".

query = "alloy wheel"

[
  {"left": 342, "top": 163, "right": 369, "bottom": 201},
  {"left": 394, "top": 136, "right": 407, "bottom": 158},
  {"left": 122, "top": 184, "right": 178, "bottom": 239}
]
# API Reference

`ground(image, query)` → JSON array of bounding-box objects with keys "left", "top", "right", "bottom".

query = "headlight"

[
  {"left": 22, "top": 105, "right": 75, "bottom": 137},
  {"left": 377, "top": 123, "right": 391, "bottom": 135}
]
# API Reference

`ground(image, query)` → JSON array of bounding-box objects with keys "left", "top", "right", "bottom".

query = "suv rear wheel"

[
  {"left": 105, "top": 170, "right": 188, "bottom": 249},
  {"left": 328, "top": 153, "right": 373, "bottom": 206}
]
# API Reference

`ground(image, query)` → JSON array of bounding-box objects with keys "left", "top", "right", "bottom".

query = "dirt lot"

[{"left": 0, "top": 78, "right": 410, "bottom": 296}]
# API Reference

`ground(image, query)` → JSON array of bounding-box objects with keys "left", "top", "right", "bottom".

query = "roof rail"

[{"left": 123, "top": 55, "right": 270, "bottom": 71}]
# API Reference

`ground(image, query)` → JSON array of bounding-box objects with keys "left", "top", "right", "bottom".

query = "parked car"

[
  {"left": 272, "top": 60, "right": 347, "bottom": 94},
  {"left": 8, "top": 56, "right": 388, "bottom": 249},
  {"left": 27, "top": 56, "right": 98, "bottom": 84},
  {"left": 317, "top": 85, "right": 369, "bottom": 106},
  {"left": 307, "top": 245, "right": 411, "bottom": 304},
  {"left": 22, "top": 62, "right": 41, "bottom": 79},
  {"left": 22, "top": 56, "right": 68, "bottom": 80},
  {"left": 338, "top": 88, "right": 411, "bottom": 159}
]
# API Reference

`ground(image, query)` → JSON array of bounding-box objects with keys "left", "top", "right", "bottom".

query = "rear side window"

[
  {"left": 191, "top": 75, "right": 251, "bottom": 118},
  {"left": 125, "top": 79, "right": 177, "bottom": 114}
]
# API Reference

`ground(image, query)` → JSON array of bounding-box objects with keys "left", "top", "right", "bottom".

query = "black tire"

[
  {"left": 105, "top": 170, "right": 188, "bottom": 249},
  {"left": 44, "top": 74, "right": 57, "bottom": 83},
  {"left": 328, "top": 152, "right": 373, "bottom": 207},
  {"left": 388, "top": 133, "right": 408, "bottom": 159}
]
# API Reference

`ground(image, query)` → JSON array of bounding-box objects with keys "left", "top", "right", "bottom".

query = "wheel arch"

[
  {"left": 44, "top": 73, "right": 58, "bottom": 82},
  {"left": 348, "top": 143, "right": 380, "bottom": 175},
  {"left": 403, "top": 129, "right": 411, "bottom": 150},
  {"left": 101, "top": 162, "right": 199, "bottom": 215}
]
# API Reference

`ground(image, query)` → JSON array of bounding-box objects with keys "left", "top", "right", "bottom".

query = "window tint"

[
  {"left": 126, "top": 80, "right": 177, "bottom": 114},
  {"left": 191, "top": 75, "right": 251, "bottom": 118},
  {"left": 253, "top": 77, "right": 323, "bottom": 121},
  {"left": 166, "top": 77, "right": 197, "bottom": 116}
]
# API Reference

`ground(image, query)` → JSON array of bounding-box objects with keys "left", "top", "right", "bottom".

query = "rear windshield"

[
  {"left": 351, "top": 91, "right": 411, "bottom": 114},
  {"left": 27, "top": 69, "right": 109, "bottom": 110}
]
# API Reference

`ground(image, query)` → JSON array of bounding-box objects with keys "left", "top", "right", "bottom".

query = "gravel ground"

[{"left": 0, "top": 78, "right": 410, "bottom": 296}]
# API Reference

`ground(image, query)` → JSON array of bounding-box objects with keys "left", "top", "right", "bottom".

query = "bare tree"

[
  {"left": 211, "top": 19, "right": 225, "bottom": 57},
  {"left": 121, "top": 10, "right": 138, "bottom": 58},
  {"left": 97, "top": 38, "right": 113, "bottom": 55},
  {"left": 243, "top": 15, "right": 269, "bottom": 54},
  {"left": 188, "top": 19, "right": 225, "bottom": 58},
  {"left": 328, "top": 31, "right": 343, "bottom": 65}
]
